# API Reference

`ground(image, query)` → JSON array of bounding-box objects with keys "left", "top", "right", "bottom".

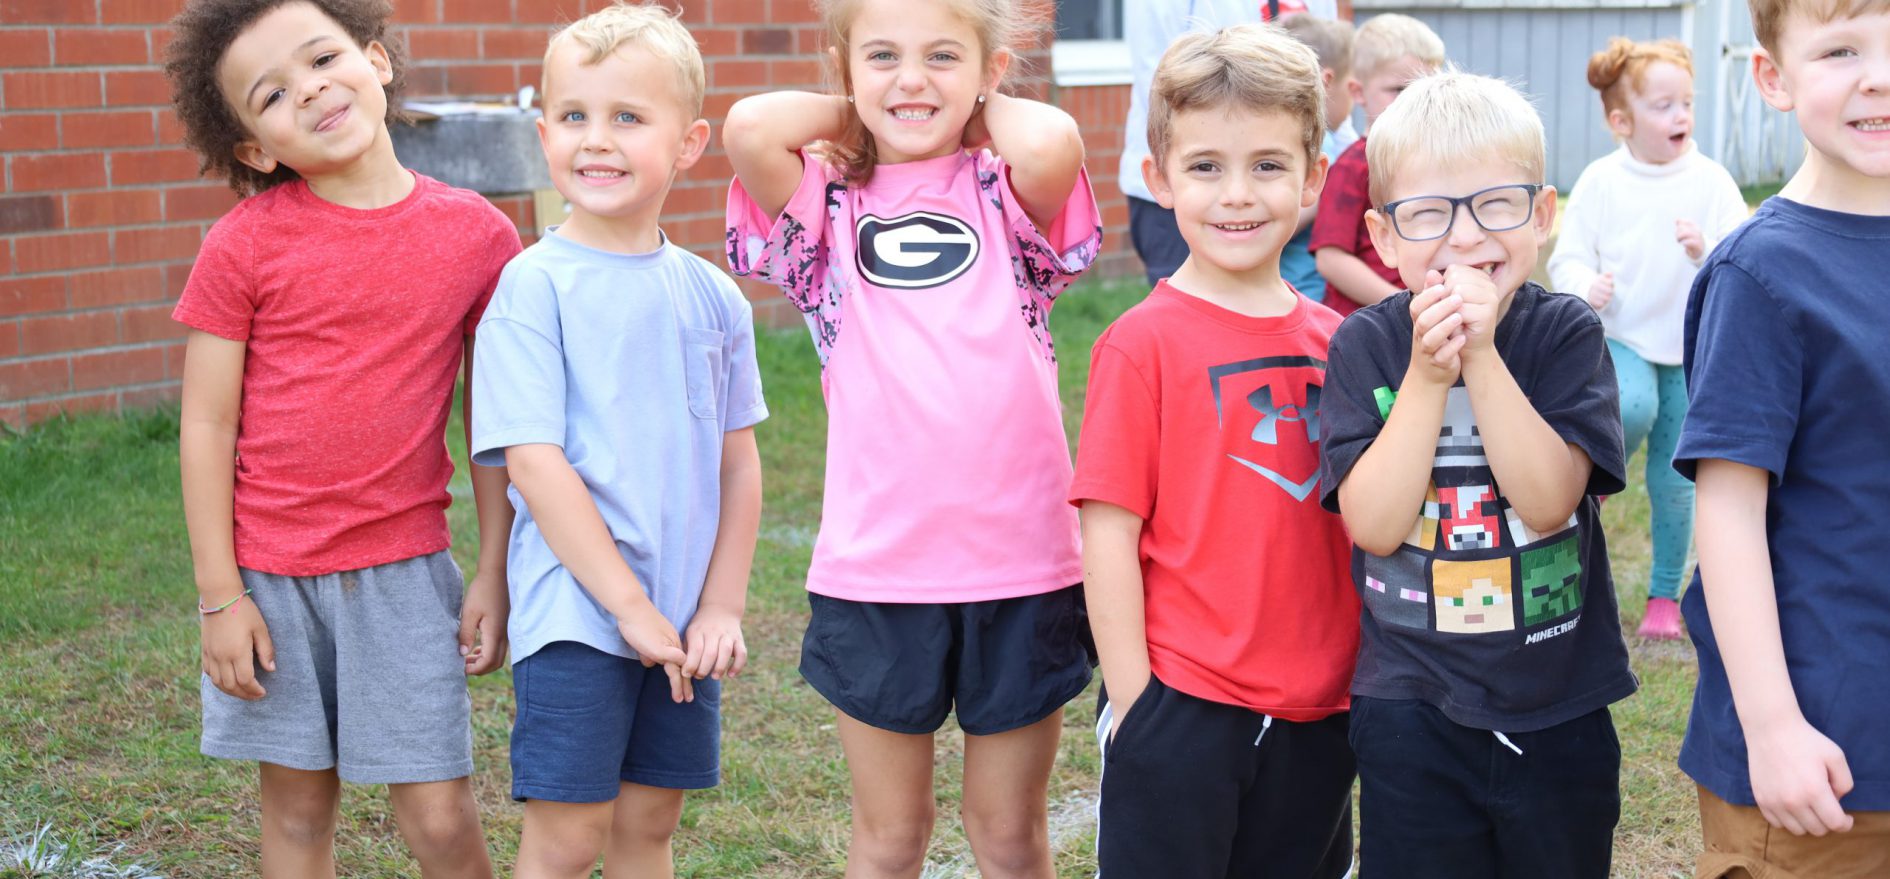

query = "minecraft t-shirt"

[{"left": 1318, "top": 282, "right": 1638, "bottom": 732}]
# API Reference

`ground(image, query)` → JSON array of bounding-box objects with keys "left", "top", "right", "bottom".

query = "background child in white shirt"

[{"left": 1547, "top": 37, "right": 1748, "bottom": 641}]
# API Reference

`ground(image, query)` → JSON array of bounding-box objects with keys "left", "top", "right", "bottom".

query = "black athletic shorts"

[
  {"left": 1097, "top": 674, "right": 1355, "bottom": 879},
  {"left": 798, "top": 584, "right": 1092, "bottom": 736}
]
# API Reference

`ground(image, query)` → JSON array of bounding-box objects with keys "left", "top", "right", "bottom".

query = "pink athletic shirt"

[
  {"left": 172, "top": 173, "right": 520, "bottom": 576},
  {"left": 728, "top": 149, "right": 1102, "bottom": 602}
]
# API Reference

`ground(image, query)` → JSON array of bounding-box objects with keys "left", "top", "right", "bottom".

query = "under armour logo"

[
  {"left": 1247, "top": 384, "right": 1322, "bottom": 445},
  {"left": 1207, "top": 355, "right": 1327, "bottom": 503}
]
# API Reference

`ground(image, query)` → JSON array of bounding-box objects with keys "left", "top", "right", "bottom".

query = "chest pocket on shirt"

[{"left": 682, "top": 327, "right": 724, "bottom": 420}]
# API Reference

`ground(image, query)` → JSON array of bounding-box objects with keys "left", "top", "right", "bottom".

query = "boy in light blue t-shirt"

[{"left": 468, "top": 4, "right": 765, "bottom": 876}]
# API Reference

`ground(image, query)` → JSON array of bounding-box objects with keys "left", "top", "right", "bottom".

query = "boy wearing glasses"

[{"left": 1316, "top": 71, "right": 1633, "bottom": 879}]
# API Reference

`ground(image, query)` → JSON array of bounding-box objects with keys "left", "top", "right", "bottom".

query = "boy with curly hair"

[{"left": 166, "top": 0, "right": 520, "bottom": 874}]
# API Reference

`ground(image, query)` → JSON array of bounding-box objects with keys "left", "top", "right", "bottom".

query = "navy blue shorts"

[
  {"left": 1128, "top": 196, "right": 1188, "bottom": 286},
  {"left": 509, "top": 640, "right": 720, "bottom": 803},
  {"left": 799, "top": 585, "right": 1093, "bottom": 736}
]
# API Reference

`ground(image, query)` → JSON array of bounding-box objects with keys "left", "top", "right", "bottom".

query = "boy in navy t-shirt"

[{"left": 1674, "top": 1, "right": 1890, "bottom": 875}]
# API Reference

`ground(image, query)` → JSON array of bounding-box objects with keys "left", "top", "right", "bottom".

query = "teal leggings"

[{"left": 1609, "top": 339, "right": 1693, "bottom": 601}]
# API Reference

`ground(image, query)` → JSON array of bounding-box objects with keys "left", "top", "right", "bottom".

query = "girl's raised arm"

[
  {"left": 722, "top": 91, "right": 852, "bottom": 219},
  {"left": 976, "top": 92, "right": 1084, "bottom": 231}
]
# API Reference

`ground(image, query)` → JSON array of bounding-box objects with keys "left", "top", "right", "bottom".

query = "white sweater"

[{"left": 1547, "top": 144, "right": 1749, "bottom": 365}]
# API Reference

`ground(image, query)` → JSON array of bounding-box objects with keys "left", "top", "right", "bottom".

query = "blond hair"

[
  {"left": 817, "top": 0, "right": 1043, "bottom": 185},
  {"left": 1352, "top": 13, "right": 1444, "bottom": 82},
  {"left": 1749, "top": 0, "right": 1890, "bottom": 54},
  {"left": 1146, "top": 23, "right": 1326, "bottom": 169},
  {"left": 543, "top": 1, "right": 705, "bottom": 117},
  {"left": 1366, "top": 70, "right": 1543, "bottom": 207},
  {"left": 1279, "top": 13, "right": 1355, "bottom": 80},
  {"left": 1585, "top": 36, "right": 1692, "bottom": 123}
]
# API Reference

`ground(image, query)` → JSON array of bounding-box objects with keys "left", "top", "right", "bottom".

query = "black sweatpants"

[
  {"left": 1350, "top": 696, "right": 1621, "bottom": 879},
  {"left": 1096, "top": 675, "right": 1355, "bottom": 879}
]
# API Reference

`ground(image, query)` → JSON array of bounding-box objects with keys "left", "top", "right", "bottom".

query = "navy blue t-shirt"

[{"left": 1675, "top": 197, "right": 1890, "bottom": 810}]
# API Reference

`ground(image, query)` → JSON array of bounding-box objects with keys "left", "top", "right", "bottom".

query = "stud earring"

[
  {"left": 977, "top": 94, "right": 986, "bottom": 104},
  {"left": 847, "top": 95, "right": 855, "bottom": 103}
]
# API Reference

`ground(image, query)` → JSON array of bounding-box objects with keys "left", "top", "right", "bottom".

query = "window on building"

[{"left": 1056, "top": 0, "right": 1123, "bottom": 41}]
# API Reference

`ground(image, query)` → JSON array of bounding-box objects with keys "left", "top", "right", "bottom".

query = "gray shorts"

[{"left": 200, "top": 550, "right": 474, "bottom": 784}]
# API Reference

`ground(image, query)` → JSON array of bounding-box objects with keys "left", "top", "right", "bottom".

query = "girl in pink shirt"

[{"left": 725, "top": 0, "right": 1099, "bottom": 874}]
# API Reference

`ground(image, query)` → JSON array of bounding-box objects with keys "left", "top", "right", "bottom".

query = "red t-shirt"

[
  {"left": 1308, "top": 137, "right": 1402, "bottom": 316},
  {"left": 1069, "top": 282, "right": 1359, "bottom": 718},
  {"left": 172, "top": 173, "right": 521, "bottom": 576},
  {"left": 1258, "top": 0, "right": 1311, "bottom": 20}
]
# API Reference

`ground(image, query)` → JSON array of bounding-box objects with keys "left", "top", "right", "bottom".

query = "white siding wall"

[
  {"left": 1351, "top": 0, "right": 1799, "bottom": 188},
  {"left": 1700, "top": 0, "right": 1806, "bottom": 185}
]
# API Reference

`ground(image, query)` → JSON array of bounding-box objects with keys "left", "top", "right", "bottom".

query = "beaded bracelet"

[{"left": 198, "top": 587, "right": 252, "bottom": 615}]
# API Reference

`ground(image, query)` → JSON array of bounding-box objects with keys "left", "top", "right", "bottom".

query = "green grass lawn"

[{"left": 0, "top": 276, "right": 1698, "bottom": 877}]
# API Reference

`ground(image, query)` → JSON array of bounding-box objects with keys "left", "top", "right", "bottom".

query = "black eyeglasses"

[{"left": 1381, "top": 184, "right": 1544, "bottom": 242}]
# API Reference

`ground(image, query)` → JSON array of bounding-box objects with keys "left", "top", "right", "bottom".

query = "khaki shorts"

[{"left": 1697, "top": 784, "right": 1890, "bottom": 879}]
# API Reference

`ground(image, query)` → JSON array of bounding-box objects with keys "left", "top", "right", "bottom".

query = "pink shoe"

[{"left": 1638, "top": 597, "right": 1684, "bottom": 641}]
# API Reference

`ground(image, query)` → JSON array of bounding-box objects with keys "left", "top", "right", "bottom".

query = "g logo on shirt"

[{"left": 855, "top": 212, "right": 980, "bottom": 289}]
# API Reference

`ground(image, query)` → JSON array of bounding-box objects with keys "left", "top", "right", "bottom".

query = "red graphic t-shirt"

[
  {"left": 1070, "top": 281, "right": 1359, "bottom": 718},
  {"left": 172, "top": 173, "right": 520, "bottom": 576}
]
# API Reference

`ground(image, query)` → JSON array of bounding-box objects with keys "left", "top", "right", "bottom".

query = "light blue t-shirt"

[
  {"left": 470, "top": 230, "right": 768, "bottom": 665},
  {"left": 1282, "top": 121, "right": 1360, "bottom": 303}
]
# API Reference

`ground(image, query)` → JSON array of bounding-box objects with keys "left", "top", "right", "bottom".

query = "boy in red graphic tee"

[
  {"left": 165, "top": 0, "right": 519, "bottom": 874},
  {"left": 1070, "top": 23, "right": 1359, "bottom": 879}
]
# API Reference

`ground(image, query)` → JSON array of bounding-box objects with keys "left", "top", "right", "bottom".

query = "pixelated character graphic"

[
  {"left": 1361, "top": 549, "right": 1430, "bottom": 630},
  {"left": 1209, "top": 356, "right": 1327, "bottom": 501},
  {"left": 1434, "top": 387, "right": 1486, "bottom": 469},
  {"left": 1504, "top": 503, "right": 1577, "bottom": 548},
  {"left": 1405, "top": 483, "right": 1441, "bottom": 551},
  {"left": 1373, "top": 386, "right": 1398, "bottom": 421},
  {"left": 1433, "top": 558, "right": 1515, "bottom": 634},
  {"left": 1440, "top": 484, "right": 1502, "bottom": 551},
  {"left": 1521, "top": 535, "right": 1583, "bottom": 627}
]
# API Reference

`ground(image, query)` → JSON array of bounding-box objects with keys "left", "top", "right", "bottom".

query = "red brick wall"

[
  {"left": 1061, "top": 81, "right": 1136, "bottom": 282},
  {"left": 2, "top": 0, "right": 224, "bottom": 428},
  {"left": 0, "top": 0, "right": 1133, "bottom": 428}
]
